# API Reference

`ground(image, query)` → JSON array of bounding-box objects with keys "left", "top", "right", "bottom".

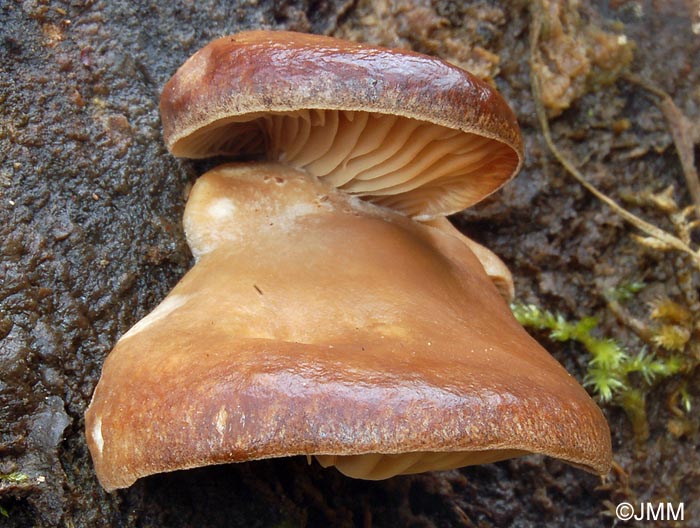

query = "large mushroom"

[{"left": 85, "top": 31, "right": 611, "bottom": 491}]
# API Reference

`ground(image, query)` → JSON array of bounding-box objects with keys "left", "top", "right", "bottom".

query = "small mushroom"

[
  {"left": 160, "top": 30, "right": 522, "bottom": 220},
  {"left": 86, "top": 31, "right": 611, "bottom": 490},
  {"left": 160, "top": 29, "right": 523, "bottom": 295}
]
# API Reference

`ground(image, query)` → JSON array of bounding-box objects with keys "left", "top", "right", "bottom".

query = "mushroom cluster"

[{"left": 85, "top": 31, "right": 611, "bottom": 491}]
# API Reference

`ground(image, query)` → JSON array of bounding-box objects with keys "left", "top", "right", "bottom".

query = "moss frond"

[
  {"left": 649, "top": 298, "right": 692, "bottom": 324},
  {"left": 605, "top": 281, "right": 646, "bottom": 303},
  {"left": 652, "top": 324, "right": 691, "bottom": 352},
  {"left": 679, "top": 385, "right": 692, "bottom": 413},
  {"left": 512, "top": 301, "right": 686, "bottom": 413},
  {"left": 0, "top": 472, "right": 28, "bottom": 483},
  {"left": 583, "top": 368, "right": 625, "bottom": 402}
]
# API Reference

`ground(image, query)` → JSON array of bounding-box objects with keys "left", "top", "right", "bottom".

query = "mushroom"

[
  {"left": 160, "top": 30, "right": 523, "bottom": 298},
  {"left": 85, "top": 31, "right": 611, "bottom": 491}
]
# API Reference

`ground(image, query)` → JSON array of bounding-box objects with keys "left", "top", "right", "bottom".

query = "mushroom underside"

[
  {"left": 315, "top": 449, "right": 528, "bottom": 481},
  {"left": 85, "top": 164, "right": 611, "bottom": 491},
  {"left": 174, "top": 110, "right": 519, "bottom": 218}
]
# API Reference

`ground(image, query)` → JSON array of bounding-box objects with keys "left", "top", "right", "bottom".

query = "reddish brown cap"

[
  {"left": 160, "top": 31, "right": 523, "bottom": 219},
  {"left": 85, "top": 163, "right": 610, "bottom": 490}
]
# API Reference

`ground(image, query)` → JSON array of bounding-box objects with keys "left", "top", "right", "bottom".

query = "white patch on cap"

[
  {"left": 215, "top": 407, "right": 228, "bottom": 438},
  {"left": 92, "top": 416, "right": 104, "bottom": 455},
  {"left": 120, "top": 294, "right": 189, "bottom": 341},
  {"left": 270, "top": 202, "right": 322, "bottom": 230},
  {"left": 208, "top": 197, "right": 237, "bottom": 220}
]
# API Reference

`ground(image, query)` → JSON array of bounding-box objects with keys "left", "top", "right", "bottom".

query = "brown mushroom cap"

[
  {"left": 160, "top": 30, "right": 523, "bottom": 219},
  {"left": 423, "top": 217, "right": 515, "bottom": 301},
  {"left": 85, "top": 163, "right": 611, "bottom": 490}
]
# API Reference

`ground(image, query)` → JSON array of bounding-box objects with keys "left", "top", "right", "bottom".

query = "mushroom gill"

[
  {"left": 160, "top": 30, "right": 524, "bottom": 220},
  {"left": 176, "top": 110, "right": 519, "bottom": 218}
]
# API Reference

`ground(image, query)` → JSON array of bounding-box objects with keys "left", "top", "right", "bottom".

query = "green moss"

[
  {"left": 605, "top": 281, "right": 646, "bottom": 303},
  {"left": 511, "top": 302, "right": 684, "bottom": 419},
  {"left": 0, "top": 473, "right": 28, "bottom": 519},
  {"left": 0, "top": 472, "right": 28, "bottom": 483},
  {"left": 679, "top": 383, "right": 692, "bottom": 412}
]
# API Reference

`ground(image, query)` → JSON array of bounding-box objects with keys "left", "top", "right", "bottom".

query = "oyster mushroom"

[{"left": 85, "top": 31, "right": 611, "bottom": 491}]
